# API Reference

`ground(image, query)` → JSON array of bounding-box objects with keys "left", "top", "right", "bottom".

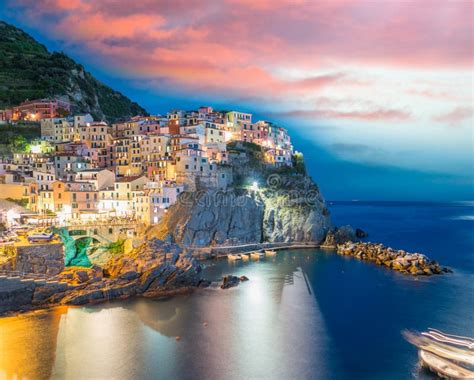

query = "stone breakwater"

[
  {"left": 0, "top": 239, "right": 209, "bottom": 315},
  {"left": 337, "top": 242, "right": 452, "bottom": 275}
]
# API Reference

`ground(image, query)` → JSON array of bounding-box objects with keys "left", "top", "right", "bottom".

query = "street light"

[{"left": 250, "top": 181, "right": 259, "bottom": 191}]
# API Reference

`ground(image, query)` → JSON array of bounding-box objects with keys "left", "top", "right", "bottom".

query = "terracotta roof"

[{"left": 115, "top": 175, "right": 145, "bottom": 183}]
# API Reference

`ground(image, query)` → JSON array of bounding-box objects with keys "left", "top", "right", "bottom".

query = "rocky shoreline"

[
  {"left": 0, "top": 236, "right": 453, "bottom": 316},
  {"left": 0, "top": 238, "right": 209, "bottom": 315},
  {"left": 336, "top": 242, "right": 452, "bottom": 275}
]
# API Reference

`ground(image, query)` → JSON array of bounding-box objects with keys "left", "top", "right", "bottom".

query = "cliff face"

[
  {"left": 262, "top": 175, "right": 330, "bottom": 243},
  {"left": 148, "top": 146, "right": 332, "bottom": 247},
  {"left": 0, "top": 21, "right": 147, "bottom": 122},
  {"left": 148, "top": 190, "right": 265, "bottom": 246}
]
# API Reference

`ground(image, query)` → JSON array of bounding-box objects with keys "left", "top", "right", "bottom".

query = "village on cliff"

[{"left": 0, "top": 98, "right": 294, "bottom": 229}]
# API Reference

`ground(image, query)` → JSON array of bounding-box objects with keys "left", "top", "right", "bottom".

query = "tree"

[
  {"left": 56, "top": 107, "right": 69, "bottom": 117},
  {"left": 9, "top": 135, "right": 29, "bottom": 153},
  {"left": 292, "top": 152, "right": 306, "bottom": 174}
]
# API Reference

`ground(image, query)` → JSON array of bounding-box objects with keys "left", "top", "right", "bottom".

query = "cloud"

[
  {"left": 406, "top": 89, "right": 457, "bottom": 100},
  {"left": 275, "top": 107, "right": 411, "bottom": 122},
  {"left": 2, "top": 0, "right": 471, "bottom": 129},
  {"left": 6, "top": 1, "right": 473, "bottom": 70},
  {"left": 434, "top": 107, "right": 473, "bottom": 126}
]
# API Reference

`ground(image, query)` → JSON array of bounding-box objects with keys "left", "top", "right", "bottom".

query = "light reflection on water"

[
  {"left": 0, "top": 252, "right": 339, "bottom": 380},
  {"left": 0, "top": 247, "right": 471, "bottom": 380}
]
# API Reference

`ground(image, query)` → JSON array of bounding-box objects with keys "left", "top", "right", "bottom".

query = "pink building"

[{"left": 14, "top": 98, "right": 71, "bottom": 121}]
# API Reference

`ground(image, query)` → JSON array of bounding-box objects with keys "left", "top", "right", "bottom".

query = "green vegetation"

[
  {"left": 0, "top": 124, "right": 41, "bottom": 156},
  {"left": 0, "top": 21, "right": 147, "bottom": 122},
  {"left": 227, "top": 141, "right": 262, "bottom": 153},
  {"left": 291, "top": 152, "right": 306, "bottom": 174},
  {"left": 228, "top": 141, "right": 310, "bottom": 190},
  {"left": 104, "top": 239, "right": 126, "bottom": 255},
  {"left": 5, "top": 198, "right": 28, "bottom": 207}
]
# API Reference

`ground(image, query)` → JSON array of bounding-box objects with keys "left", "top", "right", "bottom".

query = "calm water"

[{"left": 0, "top": 201, "right": 473, "bottom": 380}]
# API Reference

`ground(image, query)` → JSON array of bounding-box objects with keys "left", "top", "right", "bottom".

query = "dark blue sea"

[{"left": 0, "top": 201, "right": 473, "bottom": 379}]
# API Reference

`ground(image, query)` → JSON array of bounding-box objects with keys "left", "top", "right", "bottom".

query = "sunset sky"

[{"left": 1, "top": 0, "right": 472, "bottom": 200}]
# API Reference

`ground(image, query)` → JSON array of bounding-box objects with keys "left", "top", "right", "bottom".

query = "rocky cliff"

[
  {"left": 148, "top": 142, "right": 332, "bottom": 246},
  {"left": 0, "top": 238, "right": 206, "bottom": 314}
]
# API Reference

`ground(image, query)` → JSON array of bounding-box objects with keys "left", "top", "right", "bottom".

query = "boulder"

[
  {"left": 73, "top": 270, "right": 90, "bottom": 283},
  {"left": 334, "top": 226, "right": 357, "bottom": 243},
  {"left": 220, "top": 275, "right": 241, "bottom": 289},
  {"left": 119, "top": 271, "right": 139, "bottom": 281}
]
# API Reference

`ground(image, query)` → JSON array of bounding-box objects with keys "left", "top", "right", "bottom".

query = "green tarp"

[{"left": 54, "top": 227, "right": 92, "bottom": 267}]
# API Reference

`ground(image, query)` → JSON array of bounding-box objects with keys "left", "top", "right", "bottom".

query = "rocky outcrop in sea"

[
  {"left": 148, "top": 178, "right": 331, "bottom": 247},
  {"left": 336, "top": 242, "right": 452, "bottom": 275},
  {"left": 147, "top": 142, "right": 332, "bottom": 247}
]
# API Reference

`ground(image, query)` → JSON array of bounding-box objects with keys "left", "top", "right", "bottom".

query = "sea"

[{"left": 0, "top": 201, "right": 473, "bottom": 380}]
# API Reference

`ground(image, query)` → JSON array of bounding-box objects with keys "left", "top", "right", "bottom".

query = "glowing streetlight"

[
  {"left": 30, "top": 144, "right": 42, "bottom": 154},
  {"left": 250, "top": 181, "right": 259, "bottom": 191}
]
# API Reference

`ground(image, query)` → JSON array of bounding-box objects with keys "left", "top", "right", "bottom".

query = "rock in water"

[
  {"left": 356, "top": 228, "right": 369, "bottom": 238},
  {"left": 220, "top": 275, "right": 242, "bottom": 289},
  {"left": 322, "top": 226, "right": 357, "bottom": 247}
]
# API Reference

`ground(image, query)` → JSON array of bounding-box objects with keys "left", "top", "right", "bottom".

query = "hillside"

[{"left": 0, "top": 21, "right": 147, "bottom": 122}]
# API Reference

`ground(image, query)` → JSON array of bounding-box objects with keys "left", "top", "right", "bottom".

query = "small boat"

[
  {"left": 404, "top": 329, "right": 474, "bottom": 379},
  {"left": 241, "top": 253, "right": 250, "bottom": 261},
  {"left": 419, "top": 350, "right": 474, "bottom": 379},
  {"left": 228, "top": 254, "right": 242, "bottom": 261},
  {"left": 250, "top": 251, "right": 264, "bottom": 260},
  {"left": 265, "top": 250, "right": 277, "bottom": 256},
  {"left": 27, "top": 233, "right": 54, "bottom": 243}
]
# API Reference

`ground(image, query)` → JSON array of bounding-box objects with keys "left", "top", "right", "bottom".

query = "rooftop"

[{"left": 115, "top": 175, "right": 145, "bottom": 183}]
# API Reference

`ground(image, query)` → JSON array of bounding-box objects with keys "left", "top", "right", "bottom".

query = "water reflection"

[
  {"left": 0, "top": 248, "right": 471, "bottom": 379},
  {"left": 0, "top": 307, "right": 66, "bottom": 380},
  {"left": 0, "top": 251, "right": 337, "bottom": 380}
]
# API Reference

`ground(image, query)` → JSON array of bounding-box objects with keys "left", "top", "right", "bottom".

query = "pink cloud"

[
  {"left": 406, "top": 89, "right": 458, "bottom": 101},
  {"left": 9, "top": 0, "right": 472, "bottom": 67},
  {"left": 4, "top": 0, "right": 472, "bottom": 125},
  {"left": 274, "top": 107, "right": 411, "bottom": 122},
  {"left": 434, "top": 107, "right": 473, "bottom": 126}
]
